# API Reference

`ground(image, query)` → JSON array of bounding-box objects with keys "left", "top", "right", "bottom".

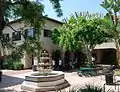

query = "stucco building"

[
  {"left": 1, "top": 17, "right": 63, "bottom": 69},
  {"left": 92, "top": 42, "right": 117, "bottom": 65}
]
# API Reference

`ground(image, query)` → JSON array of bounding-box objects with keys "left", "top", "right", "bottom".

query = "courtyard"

[
  {"left": 1, "top": 0, "right": 120, "bottom": 92},
  {"left": 0, "top": 69, "right": 120, "bottom": 92}
]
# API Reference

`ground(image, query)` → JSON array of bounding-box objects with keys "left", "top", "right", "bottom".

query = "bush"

[
  {"left": 86, "top": 62, "right": 96, "bottom": 68},
  {"left": 1, "top": 56, "right": 24, "bottom": 70},
  {"left": 1, "top": 54, "right": 24, "bottom": 70},
  {"left": 62, "top": 84, "right": 112, "bottom": 92},
  {"left": 62, "top": 88, "right": 77, "bottom": 92},
  {"left": 79, "top": 85, "right": 103, "bottom": 92},
  {"left": 2, "top": 61, "right": 24, "bottom": 70},
  {"left": 2, "top": 59, "right": 14, "bottom": 69},
  {"left": 13, "top": 62, "right": 24, "bottom": 70}
]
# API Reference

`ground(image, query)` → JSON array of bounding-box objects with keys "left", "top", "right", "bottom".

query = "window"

[
  {"left": 27, "top": 28, "right": 34, "bottom": 37},
  {"left": 25, "top": 28, "right": 35, "bottom": 39},
  {"left": 2, "top": 33, "right": 9, "bottom": 41},
  {"left": 44, "top": 29, "right": 51, "bottom": 37},
  {"left": 12, "top": 31, "right": 21, "bottom": 41}
]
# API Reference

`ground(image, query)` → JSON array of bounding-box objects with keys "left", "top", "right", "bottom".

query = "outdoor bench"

[{"left": 77, "top": 67, "right": 97, "bottom": 76}]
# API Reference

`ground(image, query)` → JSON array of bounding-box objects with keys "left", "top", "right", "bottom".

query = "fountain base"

[{"left": 21, "top": 71, "right": 70, "bottom": 92}]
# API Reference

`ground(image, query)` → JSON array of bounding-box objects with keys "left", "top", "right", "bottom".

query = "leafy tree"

[
  {"left": 52, "top": 16, "right": 82, "bottom": 62},
  {"left": 0, "top": 1, "right": 45, "bottom": 64},
  {"left": 52, "top": 12, "right": 110, "bottom": 62},
  {"left": 101, "top": 0, "right": 120, "bottom": 65},
  {"left": 0, "top": 0, "right": 63, "bottom": 36},
  {"left": 0, "top": 0, "right": 63, "bottom": 64},
  {"left": 20, "top": 1, "right": 44, "bottom": 63},
  {"left": 77, "top": 16, "right": 111, "bottom": 62}
]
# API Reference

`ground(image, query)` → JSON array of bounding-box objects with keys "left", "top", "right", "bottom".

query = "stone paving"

[{"left": 0, "top": 70, "right": 120, "bottom": 92}]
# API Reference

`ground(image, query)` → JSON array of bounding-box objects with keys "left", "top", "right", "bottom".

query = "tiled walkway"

[{"left": 0, "top": 70, "right": 120, "bottom": 92}]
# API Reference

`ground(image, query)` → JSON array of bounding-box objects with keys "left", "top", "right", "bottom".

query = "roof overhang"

[
  {"left": 94, "top": 42, "right": 116, "bottom": 49},
  {"left": 9, "top": 17, "right": 63, "bottom": 25}
]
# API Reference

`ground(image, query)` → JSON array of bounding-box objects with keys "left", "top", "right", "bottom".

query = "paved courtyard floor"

[{"left": 0, "top": 70, "right": 120, "bottom": 92}]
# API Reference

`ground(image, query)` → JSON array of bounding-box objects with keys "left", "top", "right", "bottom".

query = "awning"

[{"left": 94, "top": 42, "right": 116, "bottom": 49}]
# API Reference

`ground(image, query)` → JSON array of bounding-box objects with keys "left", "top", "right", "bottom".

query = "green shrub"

[
  {"left": 2, "top": 61, "right": 23, "bottom": 70},
  {"left": 86, "top": 62, "right": 96, "bottom": 68},
  {"left": 1, "top": 53, "right": 24, "bottom": 70},
  {"left": 13, "top": 62, "right": 24, "bottom": 70},
  {"left": 79, "top": 84, "right": 112, "bottom": 92},
  {"left": 3, "top": 59, "right": 14, "bottom": 69},
  {"left": 62, "top": 84, "right": 112, "bottom": 92},
  {"left": 8, "top": 61, "right": 14, "bottom": 70},
  {"left": 79, "top": 85, "right": 103, "bottom": 92},
  {"left": 62, "top": 88, "right": 77, "bottom": 92}
]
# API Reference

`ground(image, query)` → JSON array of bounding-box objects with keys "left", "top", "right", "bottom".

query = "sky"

[{"left": 41, "top": 0, "right": 107, "bottom": 22}]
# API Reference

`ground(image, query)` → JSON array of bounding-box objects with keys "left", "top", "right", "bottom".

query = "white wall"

[
  {"left": 3, "top": 22, "right": 25, "bottom": 45},
  {"left": 41, "top": 19, "right": 61, "bottom": 56}
]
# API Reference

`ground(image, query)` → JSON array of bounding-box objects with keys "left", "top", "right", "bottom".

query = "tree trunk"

[
  {"left": 0, "top": 0, "right": 5, "bottom": 61},
  {"left": 70, "top": 51, "right": 74, "bottom": 62},
  {"left": 0, "top": 0, "right": 5, "bottom": 36},
  {"left": 37, "top": 52, "right": 40, "bottom": 63},
  {"left": 84, "top": 44, "right": 92, "bottom": 63},
  {"left": 115, "top": 42, "right": 120, "bottom": 66},
  {"left": 36, "top": 37, "right": 41, "bottom": 63},
  {"left": 86, "top": 49, "right": 92, "bottom": 63}
]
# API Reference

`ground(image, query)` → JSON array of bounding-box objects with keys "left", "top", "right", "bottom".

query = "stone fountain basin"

[
  {"left": 21, "top": 71, "right": 70, "bottom": 92},
  {"left": 23, "top": 71, "right": 65, "bottom": 87}
]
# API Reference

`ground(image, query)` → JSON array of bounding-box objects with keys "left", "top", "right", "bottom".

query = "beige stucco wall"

[
  {"left": 2, "top": 18, "right": 62, "bottom": 68},
  {"left": 41, "top": 19, "right": 61, "bottom": 56},
  {"left": 3, "top": 22, "right": 25, "bottom": 45}
]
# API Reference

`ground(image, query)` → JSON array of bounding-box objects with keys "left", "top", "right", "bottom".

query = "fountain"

[{"left": 21, "top": 50, "right": 70, "bottom": 92}]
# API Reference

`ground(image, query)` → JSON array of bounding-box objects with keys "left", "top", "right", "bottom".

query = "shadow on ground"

[
  {"left": 0, "top": 89, "right": 15, "bottom": 92},
  {"left": 0, "top": 75, "right": 24, "bottom": 89}
]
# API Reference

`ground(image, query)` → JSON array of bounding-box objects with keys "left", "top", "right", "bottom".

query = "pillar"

[
  {"left": 96, "top": 49, "right": 102, "bottom": 63},
  {"left": 60, "top": 50, "right": 65, "bottom": 67}
]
